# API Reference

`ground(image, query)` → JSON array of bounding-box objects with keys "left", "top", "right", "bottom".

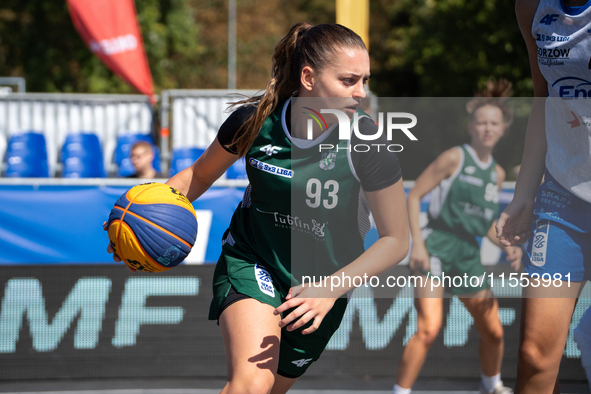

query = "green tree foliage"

[{"left": 369, "top": 0, "right": 532, "bottom": 97}]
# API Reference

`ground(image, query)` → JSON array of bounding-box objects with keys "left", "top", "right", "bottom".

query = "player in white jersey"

[{"left": 496, "top": 0, "right": 591, "bottom": 392}]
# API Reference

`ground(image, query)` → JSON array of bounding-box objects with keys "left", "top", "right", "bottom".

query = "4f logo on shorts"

[
  {"left": 292, "top": 358, "right": 313, "bottom": 367},
  {"left": 254, "top": 263, "right": 275, "bottom": 297},
  {"left": 531, "top": 220, "right": 549, "bottom": 267}
]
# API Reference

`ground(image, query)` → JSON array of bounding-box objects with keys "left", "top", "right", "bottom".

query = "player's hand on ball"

[{"left": 103, "top": 221, "right": 135, "bottom": 271}]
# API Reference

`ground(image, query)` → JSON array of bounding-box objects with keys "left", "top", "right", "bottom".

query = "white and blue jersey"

[
  {"left": 532, "top": 0, "right": 591, "bottom": 202},
  {"left": 526, "top": 0, "right": 591, "bottom": 280}
]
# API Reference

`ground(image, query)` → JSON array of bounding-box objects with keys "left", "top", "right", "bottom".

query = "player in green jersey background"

[{"left": 393, "top": 80, "right": 522, "bottom": 394}]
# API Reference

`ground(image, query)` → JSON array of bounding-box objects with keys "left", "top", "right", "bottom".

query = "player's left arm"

[
  {"left": 275, "top": 178, "right": 409, "bottom": 334},
  {"left": 486, "top": 165, "right": 522, "bottom": 270}
]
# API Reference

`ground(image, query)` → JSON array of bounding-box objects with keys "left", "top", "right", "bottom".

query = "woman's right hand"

[
  {"left": 496, "top": 198, "right": 535, "bottom": 247},
  {"left": 103, "top": 221, "right": 136, "bottom": 272},
  {"left": 409, "top": 242, "right": 430, "bottom": 274}
]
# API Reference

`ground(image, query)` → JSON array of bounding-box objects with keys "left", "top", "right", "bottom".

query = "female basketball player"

[
  {"left": 393, "top": 80, "right": 522, "bottom": 394},
  {"left": 110, "top": 23, "right": 409, "bottom": 394},
  {"left": 496, "top": 1, "right": 591, "bottom": 393}
]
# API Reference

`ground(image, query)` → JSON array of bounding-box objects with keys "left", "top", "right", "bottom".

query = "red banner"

[{"left": 67, "top": 0, "right": 155, "bottom": 101}]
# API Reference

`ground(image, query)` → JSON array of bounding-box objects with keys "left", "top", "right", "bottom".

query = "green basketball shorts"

[
  {"left": 209, "top": 245, "right": 348, "bottom": 378},
  {"left": 423, "top": 229, "right": 488, "bottom": 296}
]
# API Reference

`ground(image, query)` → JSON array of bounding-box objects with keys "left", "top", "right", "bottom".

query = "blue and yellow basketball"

[{"left": 107, "top": 183, "right": 197, "bottom": 272}]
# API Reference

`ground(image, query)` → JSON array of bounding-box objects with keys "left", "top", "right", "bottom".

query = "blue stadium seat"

[
  {"left": 4, "top": 132, "right": 49, "bottom": 177},
  {"left": 61, "top": 133, "right": 105, "bottom": 178},
  {"left": 169, "top": 147, "right": 205, "bottom": 177},
  {"left": 226, "top": 159, "right": 248, "bottom": 180},
  {"left": 114, "top": 134, "right": 160, "bottom": 177}
]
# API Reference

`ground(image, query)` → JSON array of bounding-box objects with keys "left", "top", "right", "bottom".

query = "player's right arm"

[
  {"left": 165, "top": 106, "right": 255, "bottom": 201},
  {"left": 496, "top": 0, "right": 547, "bottom": 246},
  {"left": 407, "top": 147, "right": 461, "bottom": 273},
  {"left": 166, "top": 139, "right": 238, "bottom": 201}
]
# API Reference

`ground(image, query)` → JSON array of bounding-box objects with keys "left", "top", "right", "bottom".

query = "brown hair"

[
  {"left": 228, "top": 22, "right": 367, "bottom": 157},
  {"left": 466, "top": 78, "right": 514, "bottom": 127}
]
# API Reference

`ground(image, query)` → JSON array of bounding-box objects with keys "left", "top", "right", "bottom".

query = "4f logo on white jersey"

[
  {"left": 260, "top": 144, "right": 282, "bottom": 156},
  {"left": 540, "top": 14, "right": 559, "bottom": 25},
  {"left": 292, "top": 358, "right": 313, "bottom": 367}
]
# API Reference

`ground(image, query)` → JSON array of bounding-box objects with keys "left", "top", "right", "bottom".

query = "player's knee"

[
  {"left": 481, "top": 324, "right": 504, "bottom": 346},
  {"left": 416, "top": 324, "right": 441, "bottom": 347},
  {"left": 518, "top": 341, "right": 550, "bottom": 373},
  {"left": 227, "top": 372, "right": 276, "bottom": 394}
]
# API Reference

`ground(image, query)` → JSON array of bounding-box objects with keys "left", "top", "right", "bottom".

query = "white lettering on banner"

[
  {"left": 184, "top": 210, "right": 213, "bottom": 264},
  {"left": 326, "top": 284, "right": 519, "bottom": 351},
  {"left": 0, "top": 278, "right": 111, "bottom": 352},
  {"left": 89, "top": 34, "right": 138, "bottom": 56},
  {"left": 0, "top": 277, "right": 199, "bottom": 353},
  {"left": 112, "top": 278, "right": 199, "bottom": 347},
  {"left": 0, "top": 276, "right": 588, "bottom": 357}
]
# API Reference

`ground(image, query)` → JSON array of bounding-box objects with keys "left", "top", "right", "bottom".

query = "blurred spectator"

[{"left": 127, "top": 141, "right": 162, "bottom": 179}]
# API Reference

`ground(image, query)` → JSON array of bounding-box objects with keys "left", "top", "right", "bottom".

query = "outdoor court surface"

[{"left": 0, "top": 378, "right": 589, "bottom": 394}]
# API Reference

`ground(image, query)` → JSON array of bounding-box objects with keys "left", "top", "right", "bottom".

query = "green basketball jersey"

[
  {"left": 221, "top": 99, "right": 372, "bottom": 289},
  {"left": 427, "top": 144, "right": 499, "bottom": 239}
]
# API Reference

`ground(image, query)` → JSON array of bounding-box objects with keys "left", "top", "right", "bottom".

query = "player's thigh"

[{"left": 219, "top": 298, "right": 282, "bottom": 380}]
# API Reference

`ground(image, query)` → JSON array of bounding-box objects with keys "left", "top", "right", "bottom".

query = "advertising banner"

[{"left": 0, "top": 265, "right": 587, "bottom": 381}]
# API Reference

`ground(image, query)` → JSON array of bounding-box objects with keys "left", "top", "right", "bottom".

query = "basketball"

[{"left": 107, "top": 182, "right": 198, "bottom": 272}]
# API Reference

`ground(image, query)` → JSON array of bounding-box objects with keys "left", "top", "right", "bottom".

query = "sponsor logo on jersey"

[
  {"left": 552, "top": 77, "right": 591, "bottom": 98},
  {"left": 256, "top": 209, "right": 327, "bottom": 240},
  {"left": 531, "top": 220, "right": 549, "bottom": 267},
  {"left": 464, "top": 166, "right": 476, "bottom": 175},
  {"left": 319, "top": 150, "right": 337, "bottom": 170},
  {"left": 254, "top": 263, "right": 275, "bottom": 297},
  {"left": 292, "top": 358, "right": 313, "bottom": 367},
  {"left": 259, "top": 144, "right": 283, "bottom": 156},
  {"left": 539, "top": 14, "right": 559, "bottom": 25},
  {"left": 459, "top": 174, "right": 484, "bottom": 187},
  {"left": 537, "top": 47, "right": 570, "bottom": 67},
  {"left": 567, "top": 111, "right": 581, "bottom": 128},
  {"left": 249, "top": 158, "right": 293, "bottom": 178},
  {"left": 536, "top": 34, "right": 570, "bottom": 42},
  {"left": 458, "top": 202, "right": 495, "bottom": 221}
]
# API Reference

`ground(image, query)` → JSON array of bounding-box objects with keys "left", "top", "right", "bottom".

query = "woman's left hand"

[{"left": 273, "top": 283, "right": 337, "bottom": 335}]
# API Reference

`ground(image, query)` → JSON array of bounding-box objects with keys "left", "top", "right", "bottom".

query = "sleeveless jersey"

[
  {"left": 427, "top": 144, "right": 499, "bottom": 240},
  {"left": 222, "top": 99, "right": 386, "bottom": 289},
  {"left": 532, "top": 0, "right": 591, "bottom": 202}
]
